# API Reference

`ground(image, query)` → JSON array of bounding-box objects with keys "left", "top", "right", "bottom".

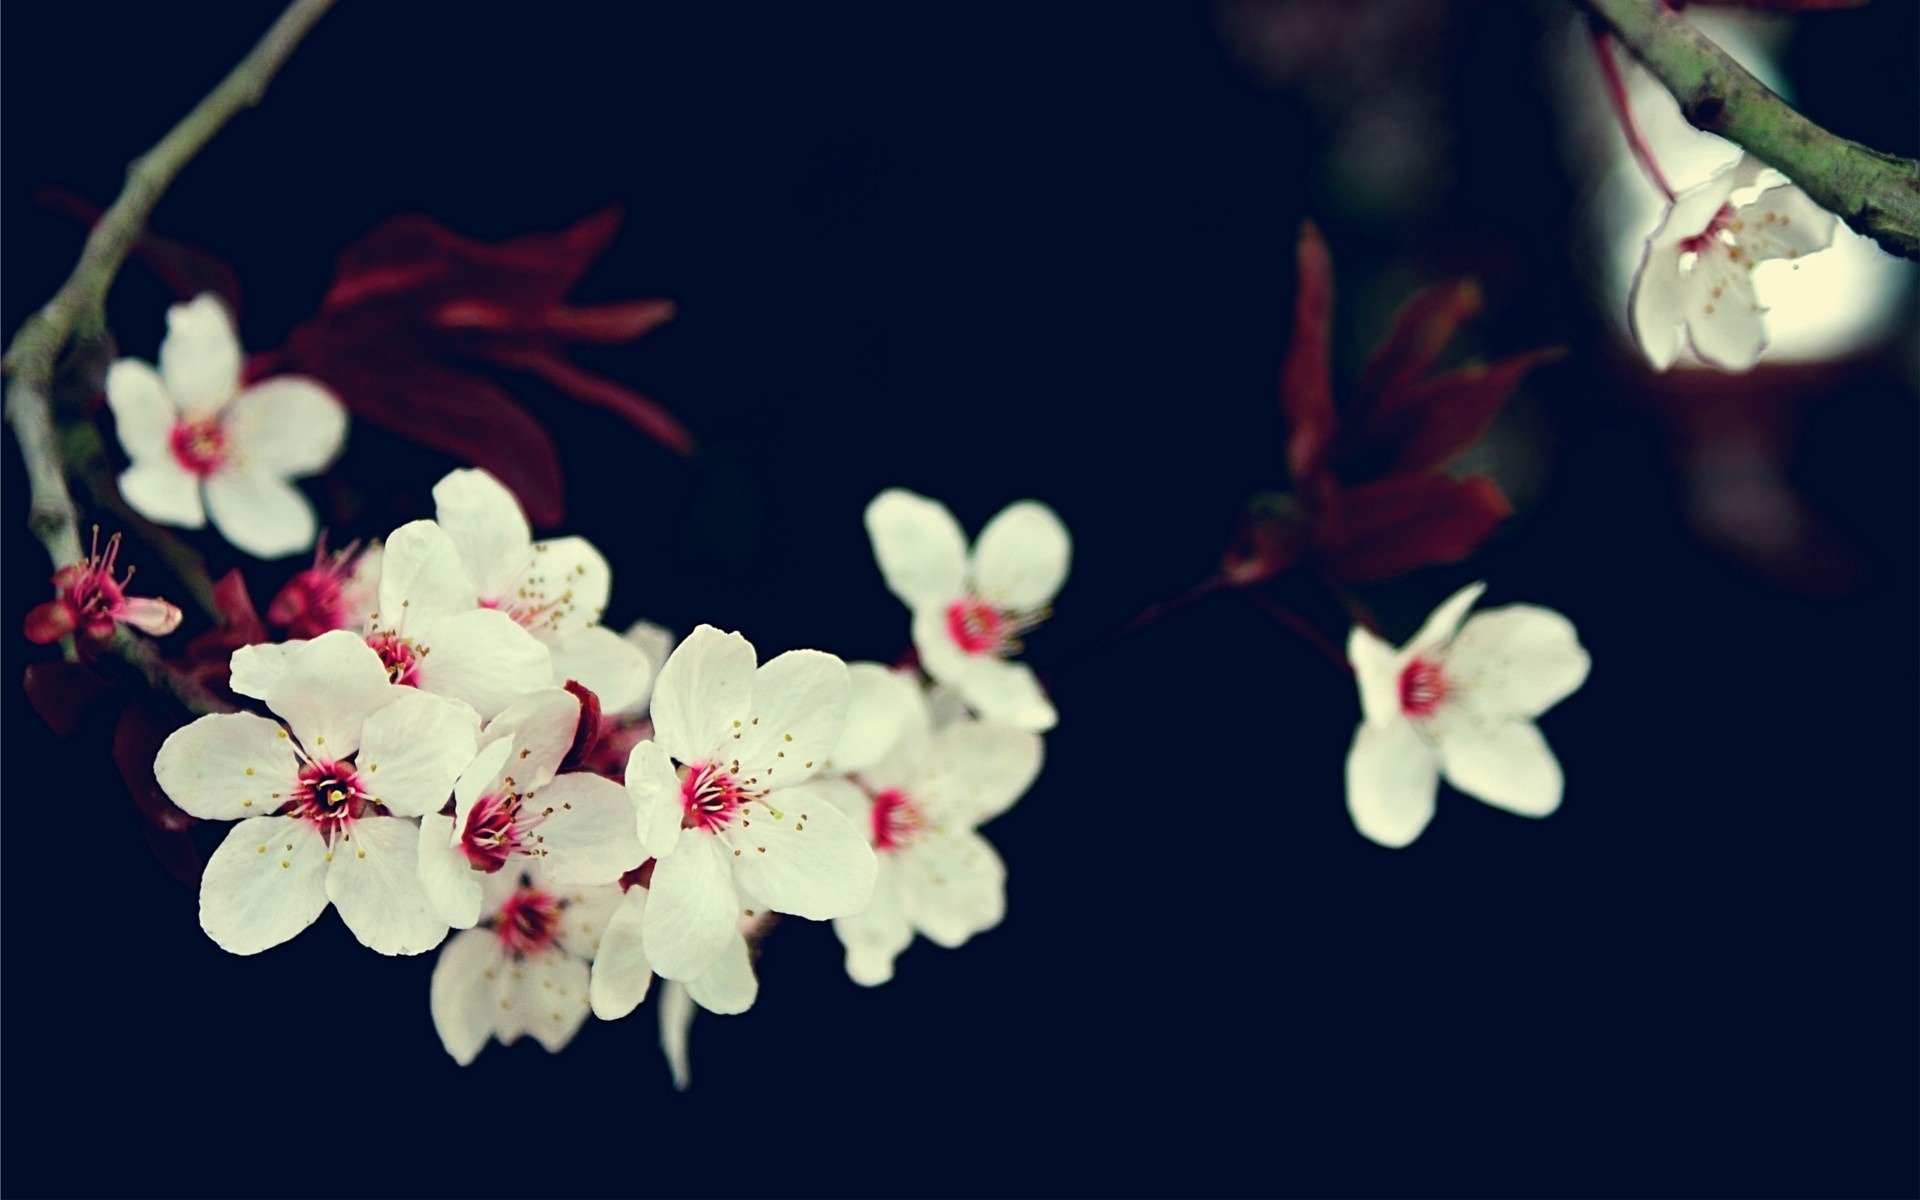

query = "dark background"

[{"left": 5, "top": 2, "right": 1916, "bottom": 1197}]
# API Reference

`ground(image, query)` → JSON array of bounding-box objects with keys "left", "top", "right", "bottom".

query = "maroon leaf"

[
  {"left": 1221, "top": 492, "right": 1312, "bottom": 586},
  {"left": 1386, "top": 347, "right": 1564, "bottom": 476},
  {"left": 561, "top": 680, "right": 604, "bottom": 773},
  {"left": 1317, "top": 474, "right": 1512, "bottom": 581},
  {"left": 476, "top": 343, "right": 694, "bottom": 457},
  {"left": 113, "top": 704, "right": 197, "bottom": 834},
  {"left": 179, "top": 569, "right": 269, "bottom": 697},
  {"left": 23, "top": 661, "right": 114, "bottom": 737},
  {"left": 1354, "top": 280, "right": 1483, "bottom": 426},
  {"left": 1282, "top": 222, "right": 1338, "bottom": 484}
]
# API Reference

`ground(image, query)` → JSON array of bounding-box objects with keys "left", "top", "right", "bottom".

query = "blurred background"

[{"left": 5, "top": 2, "right": 1916, "bottom": 1195}]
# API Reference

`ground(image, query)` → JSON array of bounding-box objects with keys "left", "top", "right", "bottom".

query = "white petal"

[
  {"left": 1348, "top": 625, "right": 1404, "bottom": 728},
  {"left": 865, "top": 488, "right": 968, "bottom": 609},
  {"left": 1406, "top": 581, "right": 1487, "bottom": 660},
  {"left": 835, "top": 859, "right": 914, "bottom": 986},
  {"left": 411, "top": 608, "right": 554, "bottom": 721},
  {"left": 1436, "top": 717, "right": 1564, "bottom": 818},
  {"left": 529, "top": 773, "right": 644, "bottom": 885},
  {"left": 649, "top": 625, "right": 757, "bottom": 764},
  {"left": 643, "top": 833, "right": 741, "bottom": 980},
  {"left": 1682, "top": 249, "right": 1766, "bottom": 372},
  {"left": 832, "top": 663, "right": 928, "bottom": 772},
  {"left": 418, "top": 812, "right": 485, "bottom": 929},
  {"left": 501, "top": 951, "right": 592, "bottom": 1054},
  {"left": 1737, "top": 184, "right": 1837, "bottom": 263},
  {"left": 377, "top": 520, "right": 479, "bottom": 632},
  {"left": 261, "top": 630, "right": 395, "bottom": 758},
  {"left": 659, "top": 981, "right": 695, "bottom": 1091},
  {"left": 626, "top": 739, "right": 686, "bottom": 860},
  {"left": 453, "top": 738, "right": 516, "bottom": 821},
  {"left": 590, "top": 888, "right": 655, "bottom": 1020},
  {"left": 734, "top": 649, "right": 849, "bottom": 792},
  {"left": 546, "top": 626, "right": 653, "bottom": 714},
  {"left": 1628, "top": 239, "right": 1686, "bottom": 372},
  {"left": 153, "top": 713, "right": 299, "bottom": 820},
  {"left": 553, "top": 882, "right": 623, "bottom": 959},
  {"left": 106, "top": 359, "right": 176, "bottom": 461},
  {"left": 944, "top": 654, "right": 1057, "bottom": 733},
  {"left": 326, "top": 816, "right": 450, "bottom": 955},
  {"left": 521, "top": 536, "right": 611, "bottom": 635},
  {"left": 430, "top": 928, "right": 506, "bottom": 1065},
  {"left": 159, "top": 293, "right": 241, "bottom": 415},
  {"left": 227, "top": 641, "right": 298, "bottom": 701},
  {"left": 480, "top": 687, "right": 581, "bottom": 793},
  {"left": 203, "top": 469, "right": 316, "bottom": 558},
  {"left": 725, "top": 782, "right": 877, "bottom": 920},
  {"left": 685, "top": 933, "right": 758, "bottom": 1015},
  {"left": 1445, "top": 605, "right": 1590, "bottom": 720},
  {"left": 431, "top": 468, "right": 532, "bottom": 602},
  {"left": 357, "top": 690, "right": 480, "bottom": 817},
  {"left": 969, "top": 500, "right": 1071, "bottom": 611},
  {"left": 913, "top": 720, "right": 1043, "bottom": 827},
  {"left": 897, "top": 827, "right": 1007, "bottom": 948},
  {"left": 118, "top": 461, "right": 205, "bottom": 529},
  {"left": 1345, "top": 719, "right": 1441, "bottom": 849},
  {"left": 199, "top": 817, "right": 330, "bottom": 954},
  {"left": 225, "top": 377, "right": 347, "bottom": 479}
]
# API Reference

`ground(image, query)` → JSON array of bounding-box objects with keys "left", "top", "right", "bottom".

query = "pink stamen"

[
  {"left": 681, "top": 763, "right": 742, "bottom": 833},
  {"left": 1679, "top": 204, "right": 1737, "bottom": 256},
  {"left": 947, "top": 597, "right": 1010, "bottom": 656},
  {"left": 493, "top": 886, "right": 562, "bottom": 956},
  {"left": 287, "top": 759, "right": 369, "bottom": 830},
  {"left": 366, "top": 632, "right": 421, "bottom": 687},
  {"left": 870, "top": 788, "right": 924, "bottom": 852},
  {"left": 269, "top": 534, "right": 366, "bottom": 638},
  {"left": 168, "top": 417, "right": 228, "bottom": 477},
  {"left": 1398, "top": 657, "right": 1449, "bottom": 719},
  {"left": 461, "top": 789, "right": 549, "bottom": 872}
]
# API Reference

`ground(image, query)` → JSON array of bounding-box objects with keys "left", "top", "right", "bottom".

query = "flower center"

[
  {"left": 168, "top": 418, "right": 229, "bottom": 477},
  {"left": 870, "top": 788, "right": 924, "bottom": 852},
  {"left": 461, "top": 788, "right": 548, "bottom": 872},
  {"left": 493, "top": 886, "right": 562, "bottom": 957},
  {"left": 288, "top": 759, "right": 369, "bottom": 828},
  {"left": 681, "top": 763, "right": 743, "bottom": 833},
  {"left": 1398, "top": 657, "right": 1450, "bottom": 719},
  {"left": 366, "top": 632, "right": 422, "bottom": 686},
  {"left": 946, "top": 595, "right": 1044, "bottom": 657},
  {"left": 1678, "top": 202, "right": 1737, "bottom": 257}
]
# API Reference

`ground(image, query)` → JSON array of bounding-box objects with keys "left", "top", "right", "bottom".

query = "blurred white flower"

[
  {"left": 419, "top": 688, "right": 642, "bottom": 929},
  {"left": 154, "top": 630, "right": 477, "bottom": 954},
  {"left": 106, "top": 294, "right": 346, "bottom": 558},
  {"left": 429, "top": 868, "right": 621, "bottom": 1065},
  {"left": 1345, "top": 583, "right": 1590, "bottom": 848},
  {"left": 865, "top": 488, "right": 1070, "bottom": 731},
  {"left": 623, "top": 625, "right": 876, "bottom": 981},
  {"left": 1630, "top": 154, "right": 1838, "bottom": 372},
  {"left": 659, "top": 980, "right": 695, "bottom": 1091},
  {"left": 587, "top": 874, "right": 763, "bottom": 1022}
]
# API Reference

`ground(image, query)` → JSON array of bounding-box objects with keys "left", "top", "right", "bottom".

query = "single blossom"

[
  {"left": 428, "top": 468, "right": 654, "bottom": 711},
  {"left": 622, "top": 625, "right": 876, "bottom": 981},
  {"left": 1630, "top": 154, "right": 1838, "bottom": 373},
  {"left": 587, "top": 868, "right": 764, "bottom": 1023},
  {"left": 267, "top": 534, "right": 382, "bottom": 639},
  {"left": 865, "top": 489, "right": 1071, "bottom": 732},
  {"left": 24, "top": 531, "right": 181, "bottom": 645},
  {"left": 232, "top": 518, "right": 552, "bottom": 721},
  {"left": 1345, "top": 583, "right": 1590, "bottom": 848},
  {"left": 429, "top": 867, "right": 621, "bottom": 1065},
  {"left": 154, "top": 630, "right": 479, "bottom": 954},
  {"left": 106, "top": 294, "right": 347, "bottom": 558},
  {"left": 825, "top": 672, "right": 1043, "bottom": 986},
  {"left": 419, "top": 687, "right": 642, "bottom": 929}
]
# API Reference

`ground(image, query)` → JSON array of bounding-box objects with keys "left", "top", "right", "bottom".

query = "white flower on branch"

[
  {"left": 825, "top": 666, "right": 1043, "bottom": 986},
  {"left": 418, "top": 687, "right": 642, "bottom": 929},
  {"left": 106, "top": 294, "right": 346, "bottom": 558},
  {"left": 1630, "top": 155, "right": 1838, "bottom": 373},
  {"left": 622, "top": 625, "right": 876, "bottom": 982},
  {"left": 1345, "top": 583, "right": 1590, "bottom": 849},
  {"left": 154, "top": 630, "right": 477, "bottom": 954},
  {"left": 865, "top": 489, "right": 1071, "bottom": 732},
  {"left": 429, "top": 868, "right": 621, "bottom": 1066}
]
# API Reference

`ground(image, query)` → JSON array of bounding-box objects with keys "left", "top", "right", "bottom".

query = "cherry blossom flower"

[
  {"left": 824, "top": 676, "right": 1043, "bottom": 986},
  {"left": 865, "top": 489, "right": 1070, "bottom": 732},
  {"left": 622, "top": 625, "right": 876, "bottom": 981},
  {"left": 154, "top": 630, "right": 479, "bottom": 954},
  {"left": 1630, "top": 154, "right": 1838, "bottom": 373},
  {"left": 232, "top": 518, "right": 552, "bottom": 721},
  {"left": 23, "top": 530, "right": 181, "bottom": 645},
  {"left": 1345, "top": 583, "right": 1590, "bottom": 848},
  {"left": 106, "top": 294, "right": 346, "bottom": 558},
  {"left": 418, "top": 687, "right": 642, "bottom": 929},
  {"left": 267, "top": 534, "right": 381, "bottom": 639},
  {"left": 428, "top": 468, "right": 654, "bottom": 711},
  {"left": 587, "top": 871, "right": 763, "bottom": 1022},
  {"left": 429, "top": 868, "right": 621, "bottom": 1065}
]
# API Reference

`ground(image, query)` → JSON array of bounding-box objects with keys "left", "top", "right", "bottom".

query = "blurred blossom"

[
  {"left": 23, "top": 531, "right": 182, "bottom": 646},
  {"left": 106, "top": 294, "right": 347, "bottom": 558},
  {"left": 267, "top": 534, "right": 381, "bottom": 639}
]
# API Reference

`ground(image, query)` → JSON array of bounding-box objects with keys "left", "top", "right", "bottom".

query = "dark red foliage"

[
  {"left": 268, "top": 207, "right": 687, "bottom": 525},
  {"left": 560, "top": 680, "right": 603, "bottom": 774},
  {"left": 1224, "top": 223, "right": 1560, "bottom": 586},
  {"left": 22, "top": 661, "right": 115, "bottom": 738},
  {"left": 177, "top": 570, "right": 270, "bottom": 700},
  {"left": 112, "top": 701, "right": 203, "bottom": 887}
]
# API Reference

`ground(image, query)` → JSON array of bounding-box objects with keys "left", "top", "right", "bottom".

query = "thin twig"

[{"left": 1245, "top": 592, "right": 1353, "bottom": 675}]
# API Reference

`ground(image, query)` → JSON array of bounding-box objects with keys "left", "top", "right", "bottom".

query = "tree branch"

[{"left": 1576, "top": 0, "right": 1920, "bottom": 260}]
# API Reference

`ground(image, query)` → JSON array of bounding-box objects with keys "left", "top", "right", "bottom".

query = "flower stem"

[
  {"left": 1046, "top": 573, "right": 1228, "bottom": 674},
  {"left": 1590, "top": 23, "right": 1677, "bottom": 201},
  {"left": 1245, "top": 593, "right": 1353, "bottom": 675}
]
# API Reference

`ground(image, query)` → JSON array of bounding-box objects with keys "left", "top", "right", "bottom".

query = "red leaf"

[
  {"left": 1317, "top": 474, "right": 1511, "bottom": 581},
  {"left": 23, "top": 661, "right": 113, "bottom": 737},
  {"left": 538, "top": 301, "right": 678, "bottom": 344},
  {"left": 478, "top": 344, "right": 695, "bottom": 457},
  {"left": 1282, "top": 221, "right": 1338, "bottom": 483},
  {"left": 1386, "top": 347, "right": 1564, "bottom": 475},
  {"left": 1355, "top": 280, "right": 1483, "bottom": 425},
  {"left": 113, "top": 704, "right": 198, "bottom": 834},
  {"left": 1221, "top": 492, "right": 1311, "bottom": 586},
  {"left": 325, "top": 207, "right": 625, "bottom": 315},
  {"left": 561, "top": 680, "right": 603, "bottom": 773}
]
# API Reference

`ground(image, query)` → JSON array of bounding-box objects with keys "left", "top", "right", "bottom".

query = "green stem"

[{"left": 1576, "top": 0, "right": 1920, "bottom": 260}]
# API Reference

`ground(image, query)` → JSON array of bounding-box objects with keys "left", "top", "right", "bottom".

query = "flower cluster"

[{"left": 148, "top": 468, "right": 1068, "bottom": 1083}]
